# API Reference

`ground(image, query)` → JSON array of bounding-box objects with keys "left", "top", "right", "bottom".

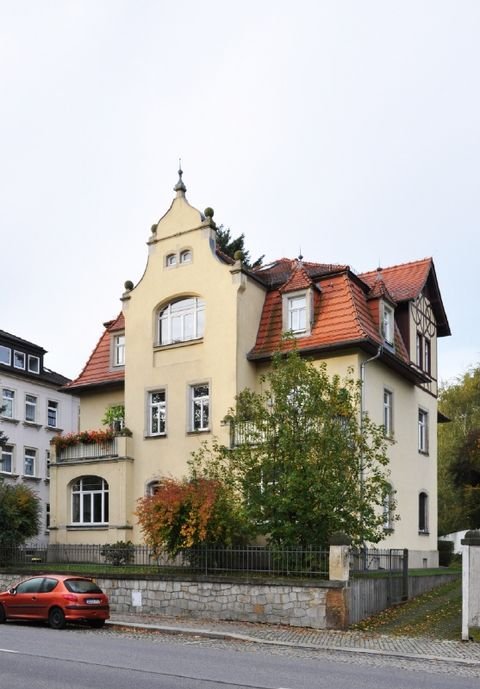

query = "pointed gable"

[{"left": 64, "top": 313, "right": 125, "bottom": 392}]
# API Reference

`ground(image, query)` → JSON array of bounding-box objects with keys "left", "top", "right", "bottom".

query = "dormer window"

[
  {"left": 14, "top": 351, "right": 26, "bottom": 370},
  {"left": 283, "top": 290, "right": 311, "bottom": 336},
  {"left": 28, "top": 355, "right": 40, "bottom": 374},
  {"left": 0, "top": 346, "right": 11, "bottom": 366},
  {"left": 381, "top": 303, "right": 394, "bottom": 346},
  {"left": 113, "top": 334, "right": 125, "bottom": 367}
]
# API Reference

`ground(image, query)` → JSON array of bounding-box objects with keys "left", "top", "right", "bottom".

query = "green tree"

[
  {"left": 0, "top": 480, "right": 41, "bottom": 547},
  {"left": 216, "top": 225, "right": 264, "bottom": 269},
  {"left": 438, "top": 365, "right": 480, "bottom": 534},
  {"left": 190, "top": 347, "right": 394, "bottom": 546}
]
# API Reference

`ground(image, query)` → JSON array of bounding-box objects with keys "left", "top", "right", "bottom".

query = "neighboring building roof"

[
  {"left": 0, "top": 329, "right": 71, "bottom": 388},
  {"left": 63, "top": 313, "right": 125, "bottom": 393}
]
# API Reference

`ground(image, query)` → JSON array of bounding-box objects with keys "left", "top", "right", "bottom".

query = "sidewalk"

[{"left": 108, "top": 612, "right": 480, "bottom": 666}]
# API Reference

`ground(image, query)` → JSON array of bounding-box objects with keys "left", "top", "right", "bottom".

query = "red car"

[{"left": 0, "top": 575, "right": 110, "bottom": 629}]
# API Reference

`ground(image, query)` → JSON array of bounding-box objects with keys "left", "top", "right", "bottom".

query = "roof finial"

[{"left": 173, "top": 158, "right": 187, "bottom": 194}]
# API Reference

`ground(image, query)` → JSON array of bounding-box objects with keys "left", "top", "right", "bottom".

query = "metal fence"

[{"left": 0, "top": 544, "right": 329, "bottom": 578}]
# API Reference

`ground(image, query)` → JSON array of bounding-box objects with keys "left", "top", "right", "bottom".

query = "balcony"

[{"left": 52, "top": 433, "right": 132, "bottom": 464}]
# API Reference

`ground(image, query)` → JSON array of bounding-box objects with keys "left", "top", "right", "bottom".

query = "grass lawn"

[{"left": 350, "top": 578, "right": 470, "bottom": 640}]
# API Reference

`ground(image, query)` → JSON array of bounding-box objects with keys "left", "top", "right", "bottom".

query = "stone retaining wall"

[{"left": 0, "top": 573, "right": 347, "bottom": 630}]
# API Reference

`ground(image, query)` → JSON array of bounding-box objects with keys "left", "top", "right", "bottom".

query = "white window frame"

[
  {"left": 190, "top": 383, "right": 210, "bottom": 432},
  {"left": 418, "top": 408, "right": 429, "bottom": 453},
  {"left": 0, "top": 345, "right": 11, "bottom": 365},
  {"left": 2, "top": 388, "right": 15, "bottom": 418},
  {"left": 71, "top": 476, "right": 109, "bottom": 525},
  {"left": 47, "top": 400, "right": 58, "bottom": 428},
  {"left": 424, "top": 338, "right": 431, "bottom": 374},
  {"left": 1, "top": 444, "right": 13, "bottom": 473},
  {"left": 13, "top": 350, "right": 26, "bottom": 370},
  {"left": 113, "top": 334, "right": 125, "bottom": 367},
  {"left": 24, "top": 447, "right": 37, "bottom": 477},
  {"left": 283, "top": 290, "right": 311, "bottom": 336},
  {"left": 418, "top": 491, "right": 429, "bottom": 533},
  {"left": 180, "top": 249, "right": 192, "bottom": 264},
  {"left": 383, "top": 486, "right": 395, "bottom": 531},
  {"left": 148, "top": 390, "right": 166, "bottom": 436},
  {"left": 165, "top": 253, "right": 177, "bottom": 267},
  {"left": 28, "top": 355, "right": 40, "bottom": 374},
  {"left": 158, "top": 297, "right": 205, "bottom": 346},
  {"left": 25, "top": 394, "right": 37, "bottom": 422},
  {"left": 382, "top": 303, "right": 394, "bottom": 346},
  {"left": 383, "top": 389, "right": 393, "bottom": 438}
]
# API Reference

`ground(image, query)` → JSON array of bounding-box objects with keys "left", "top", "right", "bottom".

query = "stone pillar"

[
  {"left": 329, "top": 545, "right": 350, "bottom": 582},
  {"left": 461, "top": 529, "right": 480, "bottom": 641}
]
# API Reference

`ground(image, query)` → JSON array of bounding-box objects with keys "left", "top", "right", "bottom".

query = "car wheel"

[
  {"left": 48, "top": 607, "right": 66, "bottom": 630},
  {"left": 88, "top": 619, "right": 105, "bottom": 629},
  {"left": 0, "top": 605, "right": 6, "bottom": 623}
]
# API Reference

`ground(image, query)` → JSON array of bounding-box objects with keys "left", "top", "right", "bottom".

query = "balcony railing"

[{"left": 56, "top": 436, "right": 130, "bottom": 462}]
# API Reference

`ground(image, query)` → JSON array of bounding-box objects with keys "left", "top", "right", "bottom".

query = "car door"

[
  {"left": 5, "top": 577, "right": 45, "bottom": 619},
  {"left": 35, "top": 577, "right": 60, "bottom": 618}
]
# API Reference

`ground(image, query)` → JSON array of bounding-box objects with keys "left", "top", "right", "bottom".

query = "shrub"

[{"left": 100, "top": 540, "right": 135, "bottom": 566}]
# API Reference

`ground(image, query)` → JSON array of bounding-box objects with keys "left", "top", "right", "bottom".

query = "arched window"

[
  {"left": 158, "top": 297, "right": 205, "bottom": 345},
  {"left": 180, "top": 249, "right": 192, "bottom": 264},
  {"left": 71, "top": 476, "right": 109, "bottom": 525},
  {"left": 146, "top": 480, "right": 161, "bottom": 496},
  {"left": 418, "top": 491, "right": 428, "bottom": 533},
  {"left": 166, "top": 253, "right": 177, "bottom": 267}
]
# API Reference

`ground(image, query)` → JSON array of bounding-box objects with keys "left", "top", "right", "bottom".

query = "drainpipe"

[{"left": 359, "top": 346, "right": 383, "bottom": 545}]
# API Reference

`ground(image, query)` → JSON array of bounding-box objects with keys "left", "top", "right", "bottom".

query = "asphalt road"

[{"left": 1, "top": 622, "right": 479, "bottom": 689}]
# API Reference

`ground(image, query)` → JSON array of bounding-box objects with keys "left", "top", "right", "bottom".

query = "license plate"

[{"left": 86, "top": 598, "right": 101, "bottom": 604}]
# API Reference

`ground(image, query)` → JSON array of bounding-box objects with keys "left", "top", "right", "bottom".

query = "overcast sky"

[{"left": 1, "top": 1, "right": 478, "bottom": 384}]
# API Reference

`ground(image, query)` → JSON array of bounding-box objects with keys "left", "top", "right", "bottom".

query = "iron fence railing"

[
  {"left": 0, "top": 544, "right": 329, "bottom": 578},
  {"left": 349, "top": 547, "right": 408, "bottom": 573}
]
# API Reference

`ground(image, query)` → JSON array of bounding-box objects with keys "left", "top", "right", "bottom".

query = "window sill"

[
  {"left": 154, "top": 337, "right": 203, "bottom": 352},
  {"left": 418, "top": 530, "right": 430, "bottom": 536},
  {"left": 144, "top": 433, "right": 167, "bottom": 440},
  {"left": 0, "top": 471, "right": 19, "bottom": 479},
  {"left": 0, "top": 416, "right": 20, "bottom": 425},
  {"left": 45, "top": 426, "right": 63, "bottom": 433},
  {"left": 23, "top": 421, "right": 42, "bottom": 429},
  {"left": 22, "top": 475, "right": 41, "bottom": 483},
  {"left": 67, "top": 524, "right": 109, "bottom": 530},
  {"left": 418, "top": 450, "right": 429, "bottom": 457},
  {"left": 187, "top": 429, "right": 211, "bottom": 435}
]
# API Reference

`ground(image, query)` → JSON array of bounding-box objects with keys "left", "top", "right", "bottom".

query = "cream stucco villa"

[{"left": 49, "top": 170, "right": 450, "bottom": 567}]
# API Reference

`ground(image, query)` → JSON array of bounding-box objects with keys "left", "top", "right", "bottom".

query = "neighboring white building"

[{"left": 0, "top": 330, "right": 79, "bottom": 546}]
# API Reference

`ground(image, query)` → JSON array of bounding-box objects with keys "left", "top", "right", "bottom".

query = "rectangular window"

[
  {"left": 24, "top": 447, "right": 37, "bottom": 476},
  {"left": 0, "top": 345, "right": 11, "bottom": 365},
  {"left": 149, "top": 391, "right": 166, "bottom": 435},
  {"left": 25, "top": 394, "right": 37, "bottom": 422},
  {"left": 416, "top": 332, "right": 423, "bottom": 367},
  {"left": 383, "top": 389, "right": 393, "bottom": 438},
  {"left": 2, "top": 389, "right": 15, "bottom": 418},
  {"left": 191, "top": 384, "right": 209, "bottom": 431},
  {"left": 418, "top": 408, "right": 429, "bottom": 453},
  {"left": 46, "top": 450, "right": 50, "bottom": 478},
  {"left": 113, "top": 334, "right": 125, "bottom": 367},
  {"left": 46, "top": 503, "right": 50, "bottom": 530},
  {"left": 382, "top": 304, "right": 394, "bottom": 345},
  {"left": 1, "top": 445, "right": 13, "bottom": 473},
  {"left": 287, "top": 295, "right": 307, "bottom": 333},
  {"left": 47, "top": 400, "right": 58, "bottom": 427},
  {"left": 13, "top": 351, "right": 25, "bottom": 369},
  {"left": 419, "top": 492, "right": 429, "bottom": 533},
  {"left": 424, "top": 338, "right": 431, "bottom": 374},
  {"left": 28, "top": 355, "right": 40, "bottom": 373}
]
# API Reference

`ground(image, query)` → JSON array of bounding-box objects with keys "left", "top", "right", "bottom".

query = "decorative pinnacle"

[{"left": 173, "top": 160, "right": 186, "bottom": 193}]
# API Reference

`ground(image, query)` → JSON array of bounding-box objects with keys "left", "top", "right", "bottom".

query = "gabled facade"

[
  {"left": 49, "top": 172, "right": 450, "bottom": 567},
  {"left": 0, "top": 330, "right": 79, "bottom": 545}
]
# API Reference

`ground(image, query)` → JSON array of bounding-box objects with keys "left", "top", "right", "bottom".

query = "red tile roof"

[
  {"left": 359, "top": 259, "right": 431, "bottom": 303},
  {"left": 64, "top": 313, "right": 125, "bottom": 392}
]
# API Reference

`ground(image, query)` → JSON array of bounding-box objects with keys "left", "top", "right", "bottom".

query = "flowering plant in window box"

[{"left": 50, "top": 428, "right": 115, "bottom": 451}]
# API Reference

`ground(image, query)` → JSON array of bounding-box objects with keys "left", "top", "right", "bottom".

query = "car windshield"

[{"left": 64, "top": 579, "right": 103, "bottom": 594}]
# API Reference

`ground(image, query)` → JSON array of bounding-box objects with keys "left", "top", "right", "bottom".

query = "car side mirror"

[{"left": 8, "top": 587, "right": 17, "bottom": 595}]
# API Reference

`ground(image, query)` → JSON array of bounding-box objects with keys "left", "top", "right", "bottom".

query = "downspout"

[{"left": 359, "top": 346, "right": 383, "bottom": 543}]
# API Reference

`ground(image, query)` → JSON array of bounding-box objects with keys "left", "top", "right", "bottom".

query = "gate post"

[{"left": 461, "top": 530, "right": 480, "bottom": 641}]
